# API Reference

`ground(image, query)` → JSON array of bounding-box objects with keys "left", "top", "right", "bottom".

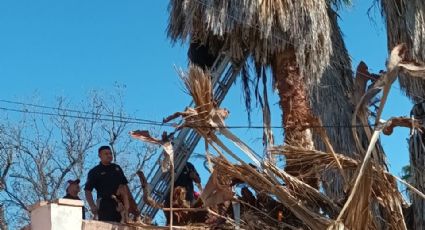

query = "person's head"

[
  {"left": 186, "top": 162, "right": 200, "bottom": 183},
  {"left": 173, "top": 186, "right": 187, "bottom": 205},
  {"left": 66, "top": 179, "right": 80, "bottom": 197},
  {"left": 98, "top": 145, "right": 113, "bottom": 165}
]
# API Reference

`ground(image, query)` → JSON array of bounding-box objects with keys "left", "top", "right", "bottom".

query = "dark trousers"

[{"left": 98, "top": 198, "right": 121, "bottom": 222}]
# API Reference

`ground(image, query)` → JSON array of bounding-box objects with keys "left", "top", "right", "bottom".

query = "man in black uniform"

[
  {"left": 63, "top": 179, "right": 86, "bottom": 219},
  {"left": 84, "top": 146, "right": 128, "bottom": 222},
  {"left": 174, "top": 162, "right": 201, "bottom": 203}
]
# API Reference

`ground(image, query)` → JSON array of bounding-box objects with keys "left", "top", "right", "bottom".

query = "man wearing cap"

[
  {"left": 84, "top": 146, "right": 129, "bottom": 222},
  {"left": 63, "top": 179, "right": 86, "bottom": 219}
]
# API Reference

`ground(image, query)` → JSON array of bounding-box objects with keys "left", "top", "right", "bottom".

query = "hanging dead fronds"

[
  {"left": 335, "top": 128, "right": 378, "bottom": 230},
  {"left": 310, "top": 7, "right": 356, "bottom": 156},
  {"left": 380, "top": 0, "right": 425, "bottom": 102},
  {"left": 168, "top": 0, "right": 333, "bottom": 85}
]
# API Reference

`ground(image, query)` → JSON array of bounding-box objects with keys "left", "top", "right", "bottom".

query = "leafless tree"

[
  {"left": 0, "top": 123, "right": 13, "bottom": 230},
  {"left": 97, "top": 84, "right": 158, "bottom": 197}
]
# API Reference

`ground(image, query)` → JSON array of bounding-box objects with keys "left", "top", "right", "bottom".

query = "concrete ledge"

[
  {"left": 53, "top": 199, "right": 84, "bottom": 207},
  {"left": 82, "top": 220, "right": 168, "bottom": 230},
  {"left": 30, "top": 200, "right": 83, "bottom": 230},
  {"left": 29, "top": 199, "right": 83, "bottom": 211}
]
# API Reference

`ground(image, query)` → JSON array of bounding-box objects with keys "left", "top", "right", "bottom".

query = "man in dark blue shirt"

[{"left": 84, "top": 146, "right": 128, "bottom": 222}]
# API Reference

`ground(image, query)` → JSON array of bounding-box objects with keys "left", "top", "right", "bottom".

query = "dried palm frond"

[
  {"left": 382, "top": 116, "right": 422, "bottom": 135},
  {"left": 136, "top": 171, "right": 164, "bottom": 209},
  {"left": 272, "top": 145, "right": 425, "bottom": 200},
  {"left": 240, "top": 211, "right": 283, "bottom": 230},
  {"left": 130, "top": 130, "right": 174, "bottom": 172},
  {"left": 180, "top": 66, "right": 214, "bottom": 113},
  {"left": 129, "top": 130, "right": 176, "bottom": 228},
  {"left": 335, "top": 147, "right": 375, "bottom": 230},
  {"left": 166, "top": 66, "right": 228, "bottom": 134},
  {"left": 270, "top": 146, "right": 358, "bottom": 172},
  {"left": 271, "top": 145, "right": 408, "bottom": 229},
  {"left": 264, "top": 161, "right": 341, "bottom": 218},
  {"left": 164, "top": 66, "right": 262, "bottom": 167},
  {"left": 172, "top": 66, "right": 366, "bottom": 229},
  {"left": 351, "top": 44, "right": 406, "bottom": 157},
  {"left": 211, "top": 157, "right": 332, "bottom": 230},
  {"left": 345, "top": 43, "right": 425, "bottom": 229},
  {"left": 200, "top": 164, "right": 234, "bottom": 207}
]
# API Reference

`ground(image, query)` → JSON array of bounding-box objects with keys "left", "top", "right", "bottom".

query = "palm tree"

[
  {"left": 168, "top": 0, "right": 339, "bottom": 185},
  {"left": 380, "top": 1, "right": 425, "bottom": 228},
  {"left": 167, "top": 0, "right": 404, "bottom": 228},
  {"left": 167, "top": 0, "right": 363, "bottom": 192},
  {"left": 381, "top": 0, "right": 425, "bottom": 102}
]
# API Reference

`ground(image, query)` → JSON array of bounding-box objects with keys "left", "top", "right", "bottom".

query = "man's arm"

[
  {"left": 84, "top": 190, "right": 97, "bottom": 216},
  {"left": 84, "top": 169, "right": 98, "bottom": 216}
]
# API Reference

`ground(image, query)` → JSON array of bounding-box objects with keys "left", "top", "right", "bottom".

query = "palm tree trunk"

[
  {"left": 409, "top": 102, "right": 425, "bottom": 229},
  {"left": 309, "top": 8, "right": 356, "bottom": 202},
  {"left": 380, "top": 1, "right": 425, "bottom": 228},
  {"left": 272, "top": 47, "right": 318, "bottom": 188},
  {"left": 381, "top": 0, "right": 425, "bottom": 102}
]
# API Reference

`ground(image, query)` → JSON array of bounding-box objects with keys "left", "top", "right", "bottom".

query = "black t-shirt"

[{"left": 84, "top": 163, "right": 128, "bottom": 199}]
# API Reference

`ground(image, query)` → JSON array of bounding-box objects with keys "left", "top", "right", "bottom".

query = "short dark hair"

[{"left": 98, "top": 145, "right": 111, "bottom": 154}]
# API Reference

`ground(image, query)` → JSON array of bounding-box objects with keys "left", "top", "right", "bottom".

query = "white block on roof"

[{"left": 29, "top": 199, "right": 83, "bottom": 230}]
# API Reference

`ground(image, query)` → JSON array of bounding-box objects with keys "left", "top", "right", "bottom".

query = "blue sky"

[{"left": 0, "top": 0, "right": 413, "bottom": 196}]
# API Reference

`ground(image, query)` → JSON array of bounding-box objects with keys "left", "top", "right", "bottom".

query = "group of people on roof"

[{"left": 63, "top": 145, "right": 201, "bottom": 224}]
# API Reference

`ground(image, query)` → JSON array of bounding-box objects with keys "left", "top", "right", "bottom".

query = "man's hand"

[
  {"left": 90, "top": 205, "right": 98, "bottom": 216},
  {"left": 190, "top": 171, "right": 201, "bottom": 184},
  {"left": 85, "top": 190, "right": 98, "bottom": 219}
]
